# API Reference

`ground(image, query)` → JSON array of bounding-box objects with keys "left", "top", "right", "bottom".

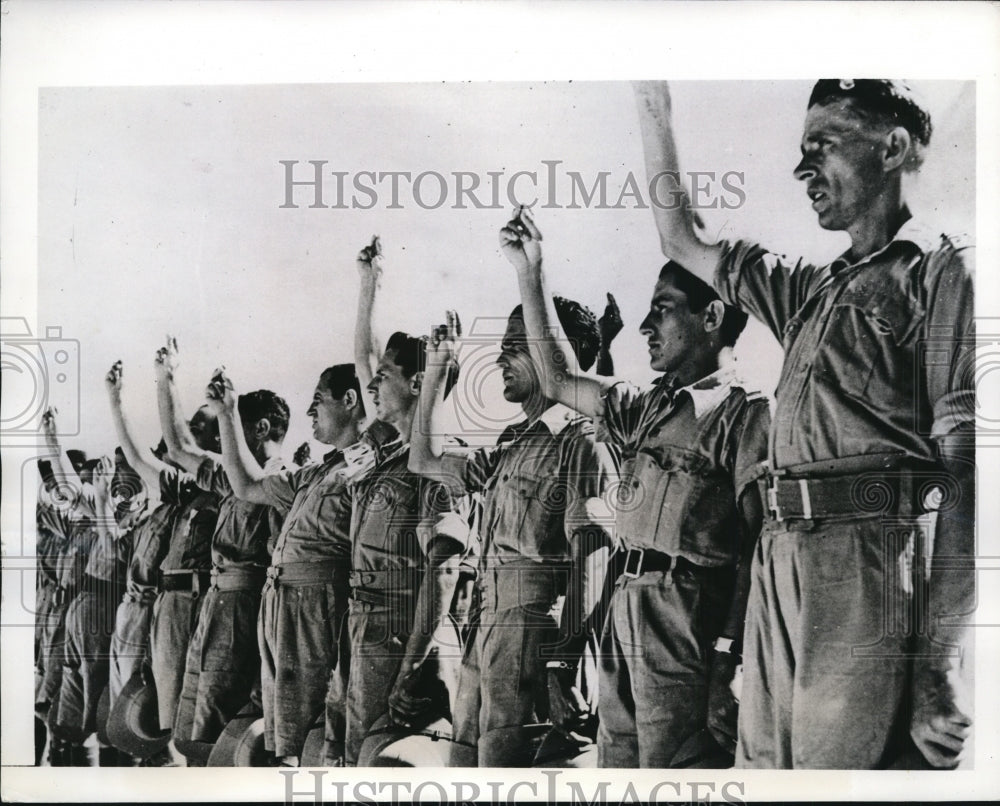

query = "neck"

[
  {"left": 390, "top": 408, "right": 415, "bottom": 445},
  {"left": 667, "top": 347, "right": 730, "bottom": 390},
  {"left": 253, "top": 440, "right": 280, "bottom": 467},
  {"left": 846, "top": 189, "right": 910, "bottom": 263},
  {"left": 521, "top": 393, "right": 553, "bottom": 424},
  {"left": 331, "top": 420, "right": 362, "bottom": 451}
]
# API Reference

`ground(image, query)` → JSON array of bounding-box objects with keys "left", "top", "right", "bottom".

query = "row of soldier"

[{"left": 33, "top": 79, "right": 974, "bottom": 770}]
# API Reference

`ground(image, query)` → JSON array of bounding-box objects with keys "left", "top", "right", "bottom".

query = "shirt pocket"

[
  {"left": 358, "top": 474, "right": 422, "bottom": 556},
  {"left": 817, "top": 282, "right": 921, "bottom": 405},
  {"left": 509, "top": 471, "right": 564, "bottom": 557}
]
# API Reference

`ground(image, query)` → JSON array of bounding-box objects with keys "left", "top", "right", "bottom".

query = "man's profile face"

[
  {"left": 369, "top": 349, "right": 415, "bottom": 427},
  {"left": 496, "top": 312, "right": 542, "bottom": 405},
  {"left": 189, "top": 405, "right": 221, "bottom": 453},
  {"left": 307, "top": 382, "right": 351, "bottom": 445},
  {"left": 639, "top": 273, "right": 706, "bottom": 376},
  {"left": 794, "top": 99, "right": 890, "bottom": 232}
]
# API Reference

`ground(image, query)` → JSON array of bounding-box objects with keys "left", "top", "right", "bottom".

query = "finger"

[
  {"left": 921, "top": 726, "right": 966, "bottom": 754},
  {"left": 372, "top": 235, "right": 381, "bottom": 255},
  {"left": 606, "top": 292, "right": 620, "bottom": 313},
  {"left": 454, "top": 310, "right": 463, "bottom": 338},
  {"left": 519, "top": 208, "right": 542, "bottom": 241},
  {"left": 499, "top": 226, "right": 521, "bottom": 244},
  {"left": 170, "top": 335, "right": 178, "bottom": 352}
]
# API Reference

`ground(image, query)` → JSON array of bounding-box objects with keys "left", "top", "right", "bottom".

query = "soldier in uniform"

[
  {"left": 633, "top": 80, "right": 975, "bottom": 768},
  {"left": 208, "top": 363, "right": 391, "bottom": 766},
  {"left": 158, "top": 341, "right": 290, "bottom": 764},
  {"left": 150, "top": 345, "right": 222, "bottom": 763},
  {"left": 502, "top": 208, "right": 768, "bottom": 767},
  {"left": 410, "top": 278, "right": 619, "bottom": 765},
  {"left": 346, "top": 238, "right": 470, "bottom": 766}
]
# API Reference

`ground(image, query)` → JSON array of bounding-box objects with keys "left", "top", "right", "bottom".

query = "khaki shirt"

[
  {"left": 350, "top": 440, "right": 468, "bottom": 592},
  {"left": 262, "top": 450, "right": 353, "bottom": 566},
  {"left": 125, "top": 502, "right": 176, "bottom": 594},
  {"left": 598, "top": 370, "right": 770, "bottom": 566},
  {"left": 440, "top": 404, "right": 619, "bottom": 570},
  {"left": 197, "top": 454, "right": 286, "bottom": 571},
  {"left": 158, "top": 466, "right": 220, "bottom": 572},
  {"left": 37, "top": 499, "right": 72, "bottom": 587},
  {"left": 714, "top": 221, "right": 975, "bottom": 470},
  {"left": 55, "top": 490, "right": 98, "bottom": 591}
]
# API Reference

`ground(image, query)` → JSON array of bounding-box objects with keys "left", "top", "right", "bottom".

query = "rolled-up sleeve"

[
  {"left": 596, "top": 381, "right": 650, "bottom": 451},
  {"left": 416, "top": 480, "right": 471, "bottom": 556},
  {"left": 195, "top": 455, "right": 231, "bottom": 497},
  {"left": 439, "top": 444, "right": 501, "bottom": 498},
  {"left": 259, "top": 467, "right": 304, "bottom": 511},
  {"left": 715, "top": 239, "right": 821, "bottom": 342},
  {"left": 925, "top": 244, "right": 976, "bottom": 438},
  {"left": 561, "top": 426, "right": 620, "bottom": 544}
]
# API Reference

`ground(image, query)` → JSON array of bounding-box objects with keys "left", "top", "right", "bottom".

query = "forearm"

[
  {"left": 917, "top": 441, "right": 975, "bottom": 669},
  {"left": 722, "top": 493, "right": 763, "bottom": 645},
  {"left": 157, "top": 373, "right": 197, "bottom": 458},
  {"left": 595, "top": 349, "right": 614, "bottom": 378},
  {"left": 555, "top": 527, "right": 613, "bottom": 663},
  {"left": 408, "top": 368, "right": 449, "bottom": 480},
  {"left": 400, "top": 542, "right": 463, "bottom": 668},
  {"left": 43, "top": 434, "right": 83, "bottom": 498},
  {"left": 634, "top": 83, "right": 721, "bottom": 283},
  {"left": 217, "top": 408, "right": 269, "bottom": 504},
  {"left": 108, "top": 395, "right": 166, "bottom": 490},
  {"left": 354, "top": 275, "right": 381, "bottom": 394}
]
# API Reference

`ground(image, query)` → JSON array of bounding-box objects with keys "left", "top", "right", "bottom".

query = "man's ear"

[
  {"left": 254, "top": 418, "right": 272, "bottom": 442},
  {"left": 883, "top": 126, "right": 912, "bottom": 173},
  {"left": 702, "top": 300, "right": 725, "bottom": 335},
  {"left": 409, "top": 371, "right": 424, "bottom": 396},
  {"left": 341, "top": 388, "right": 359, "bottom": 411}
]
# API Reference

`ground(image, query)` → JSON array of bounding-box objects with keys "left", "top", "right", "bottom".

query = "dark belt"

[
  {"left": 53, "top": 585, "right": 75, "bottom": 607},
  {"left": 159, "top": 569, "right": 212, "bottom": 595},
  {"left": 265, "top": 560, "right": 349, "bottom": 588},
  {"left": 619, "top": 547, "right": 677, "bottom": 579},
  {"left": 122, "top": 588, "right": 158, "bottom": 605},
  {"left": 210, "top": 566, "right": 267, "bottom": 591},
  {"left": 760, "top": 467, "right": 923, "bottom": 522},
  {"left": 349, "top": 586, "right": 418, "bottom": 607}
]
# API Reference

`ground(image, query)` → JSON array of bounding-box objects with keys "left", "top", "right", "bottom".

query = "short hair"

[
  {"left": 808, "top": 79, "right": 932, "bottom": 169},
  {"left": 238, "top": 389, "right": 290, "bottom": 443},
  {"left": 384, "top": 331, "right": 459, "bottom": 398},
  {"left": 659, "top": 260, "right": 749, "bottom": 348},
  {"left": 511, "top": 296, "right": 601, "bottom": 372},
  {"left": 319, "top": 363, "right": 366, "bottom": 417}
]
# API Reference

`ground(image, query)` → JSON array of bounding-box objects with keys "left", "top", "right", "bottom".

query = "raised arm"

[
  {"left": 633, "top": 81, "right": 723, "bottom": 285},
  {"left": 204, "top": 367, "right": 271, "bottom": 505},
  {"left": 595, "top": 293, "right": 623, "bottom": 377},
  {"left": 104, "top": 361, "right": 170, "bottom": 491},
  {"left": 40, "top": 406, "right": 87, "bottom": 507},
  {"left": 354, "top": 235, "right": 384, "bottom": 410},
  {"left": 154, "top": 335, "right": 208, "bottom": 474},
  {"left": 500, "top": 207, "right": 612, "bottom": 419},
  {"left": 408, "top": 311, "right": 460, "bottom": 483},
  {"left": 90, "top": 455, "right": 120, "bottom": 543}
]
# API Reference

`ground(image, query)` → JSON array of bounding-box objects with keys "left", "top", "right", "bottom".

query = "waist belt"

[
  {"left": 760, "top": 465, "right": 924, "bottom": 522},
  {"left": 619, "top": 547, "right": 675, "bottom": 579},
  {"left": 210, "top": 566, "right": 267, "bottom": 591},
  {"left": 159, "top": 569, "right": 212, "bottom": 595},
  {"left": 266, "top": 561, "right": 349, "bottom": 588},
  {"left": 81, "top": 572, "right": 124, "bottom": 594},
  {"left": 477, "top": 563, "right": 568, "bottom": 611},
  {"left": 122, "top": 588, "right": 158, "bottom": 605},
  {"left": 53, "top": 585, "right": 76, "bottom": 607},
  {"left": 349, "top": 586, "right": 418, "bottom": 607}
]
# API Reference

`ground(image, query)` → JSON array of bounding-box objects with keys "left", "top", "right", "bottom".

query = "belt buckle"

[
  {"left": 622, "top": 547, "right": 644, "bottom": 579},
  {"left": 766, "top": 477, "right": 783, "bottom": 522}
]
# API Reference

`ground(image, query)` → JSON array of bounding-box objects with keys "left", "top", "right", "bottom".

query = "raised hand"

[
  {"left": 92, "top": 455, "right": 115, "bottom": 502},
  {"left": 41, "top": 406, "right": 59, "bottom": 442},
  {"left": 599, "top": 292, "right": 623, "bottom": 347},
  {"left": 205, "top": 366, "right": 237, "bottom": 416},
  {"left": 105, "top": 360, "right": 124, "bottom": 399},
  {"left": 356, "top": 235, "right": 384, "bottom": 282},
  {"left": 154, "top": 335, "right": 180, "bottom": 380},
  {"left": 499, "top": 205, "right": 543, "bottom": 273}
]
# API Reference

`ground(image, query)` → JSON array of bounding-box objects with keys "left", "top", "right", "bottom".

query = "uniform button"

[{"left": 502, "top": 474, "right": 509, "bottom": 481}]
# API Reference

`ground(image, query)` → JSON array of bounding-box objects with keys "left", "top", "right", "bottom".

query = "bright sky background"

[{"left": 37, "top": 80, "right": 974, "bottom": 457}]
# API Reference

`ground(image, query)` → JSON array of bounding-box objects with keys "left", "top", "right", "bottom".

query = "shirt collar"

[
  {"left": 830, "top": 216, "right": 940, "bottom": 273},
  {"left": 675, "top": 365, "right": 744, "bottom": 420},
  {"left": 508, "top": 403, "right": 576, "bottom": 440}
]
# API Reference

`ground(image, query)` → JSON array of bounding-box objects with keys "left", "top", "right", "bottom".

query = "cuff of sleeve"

[
  {"left": 418, "top": 512, "right": 469, "bottom": 555},
  {"left": 438, "top": 452, "right": 472, "bottom": 497},
  {"left": 932, "top": 391, "right": 976, "bottom": 438}
]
